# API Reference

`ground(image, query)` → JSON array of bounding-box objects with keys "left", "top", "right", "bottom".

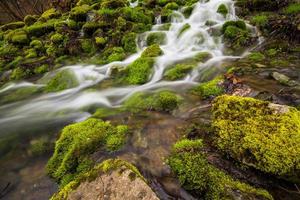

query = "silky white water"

[{"left": 0, "top": 0, "right": 258, "bottom": 135}]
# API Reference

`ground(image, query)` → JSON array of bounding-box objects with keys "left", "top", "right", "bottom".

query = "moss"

[
  {"left": 251, "top": 15, "right": 268, "bottom": 28},
  {"left": 45, "top": 69, "right": 79, "bottom": 92},
  {"left": 101, "top": 0, "right": 128, "bottom": 9},
  {"left": 70, "top": 5, "right": 91, "bottom": 21},
  {"left": 92, "top": 107, "right": 122, "bottom": 119},
  {"left": 0, "top": 21, "right": 25, "bottom": 31},
  {"left": 51, "top": 33, "right": 64, "bottom": 44},
  {"left": 212, "top": 95, "right": 300, "bottom": 176},
  {"left": 123, "top": 90, "right": 181, "bottom": 113},
  {"left": 168, "top": 139, "right": 273, "bottom": 200},
  {"left": 26, "top": 21, "right": 55, "bottom": 37},
  {"left": 123, "top": 57, "right": 154, "bottom": 84},
  {"left": 25, "top": 48, "right": 37, "bottom": 58},
  {"left": 95, "top": 37, "right": 107, "bottom": 46},
  {"left": 82, "top": 21, "right": 100, "bottom": 35},
  {"left": 40, "top": 8, "right": 61, "bottom": 21},
  {"left": 0, "top": 85, "right": 40, "bottom": 104},
  {"left": 0, "top": 44, "right": 18, "bottom": 57},
  {"left": 248, "top": 52, "right": 265, "bottom": 62},
  {"left": 164, "top": 63, "right": 194, "bottom": 81},
  {"left": 50, "top": 159, "right": 142, "bottom": 200},
  {"left": 30, "top": 40, "right": 43, "bottom": 50},
  {"left": 28, "top": 136, "right": 52, "bottom": 156},
  {"left": 121, "top": 32, "right": 137, "bottom": 53},
  {"left": 191, "top": 76, "right": 224, "bottom": 99},
  {"left": 146, "top": 32, "right": 167, "bottom": 46},
  {"left": 217, "top": 4, "right": 228, "bottom": 16},
  {"left": 141, "top": 44, "right": 163, "bottom": 58},
  {"left": 222, "top": 20, "right": 250, "bottom": 49},
  {"left": 284, "top": 3, "right": 300, "bottom": 15},
  {"left": 178, "top": 23, "right": 191, "bottom": 37},
  {"left": 165, "top": 2, "right": 179, "bottom": 10},
  {"left": 10, "top": 67, "right": 29, "bottom": 80},
  {"left": 9, "top": 30, "right": 29, "bottom": 45},
  {"left": 80, "top": 39, "right": 96, "bottom": 54},
  {"left": 24, "top": 15, "right": 38, "bottom": 26},
  {"left": 120, "top": 7, "right": 152, "bottom": 24},
  {"left": 47, "top": 119, "right": 128, "bottom": 185},
  {"left": 34, "top": 64, "right": 49, "bottom": 74}
]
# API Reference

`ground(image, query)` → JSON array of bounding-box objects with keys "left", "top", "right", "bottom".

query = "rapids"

[{"left": 0, "top": 0, "right": 258, "bottom": 137}]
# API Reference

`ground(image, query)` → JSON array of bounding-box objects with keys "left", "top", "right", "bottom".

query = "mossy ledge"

[
  {"left": 212, "top": 95, "right": 300, "bottom": 178},
  {"left": 167, "top": 139, "right": 273, "bottom": 200},
  {"left": 47, "top": 118, "right": 129, "bottom": 186}
]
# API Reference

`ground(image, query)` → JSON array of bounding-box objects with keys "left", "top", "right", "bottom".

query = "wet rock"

[{"left": 271, "top": 72, "right": 298, "bottom": 87}]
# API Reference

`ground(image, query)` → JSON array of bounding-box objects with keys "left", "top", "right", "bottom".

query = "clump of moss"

[
  {"left": 121, "top": 32, "right": 137, "bottom": 53},
  {"left": 70, "top": 4, "right": 91, "bottom": 21},
  {"left": 222, "top": 20, "right": 251, "bottom": 50},
  {"left": 217, "top": 4, "right": 228, "bottom": 16},
  {"left": 168, "top": 139, "right": 273, "bottom": 200},
  {"left": 0, "top": 21, "right": 25, "bottom": 31},
  {"left": 247, "top": 52, "right": 265, "bottom": 62},
  {"left": 101, "top": 0, "right": 128, "bottom": 9},
  {"left": 212, "top": 95, "right": 300, "bottom": 177},
  {"left": 30, "top": 40, "right": 43, "bottom": 50},
  {"left": 40, "top": 8, "right": 61, "bottom": 21},
  {"left": 251, "top": 15, "right": 268, "bottom": 28},
  {"left": 44, "top": 69, "right": 79, "bottom": 92},
  {"left": 146, "top": 32, "right": 167, "bottom": 46},
  {"left": 10, "top": 67, "right": 29, "bottom": 80},
  {"left": 28, "top": 136, "right": 52, "bottom": 156},
  {"left": 191, "top": 76, "right": 224, "bottom": 99},
  {"left": 24, "top": 15, "right": 38, "bottom": 26},
  {"left": 141, "top": 44, "right": 163, "bottom": 58},
  {"left": 50, "top": 159, "right": 142, "bottom": 200},
  {"left": 123, "top": 90, "right": 181, "bottom": 113},
  {"left": 164, "top": 63, "right": 194, "bottom": 81},
  {"left": 7, "top": 30, "right": 29, "bottom": 45},
  {"left": 80, "top": 39, "right": 96, "bottom": 54},
  {"left": 284, "top": 3, "right": 300, "bottom": 15},
  {"left": 47, "top": 118, "right": 129, "bottom": 185},
  {"left": 50, "top": 33, "right": 64, "bottom": 44}
]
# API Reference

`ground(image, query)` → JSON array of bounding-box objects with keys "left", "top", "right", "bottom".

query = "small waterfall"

[{"left": 0, "top": 0, "right": 258, "bottom": 135}]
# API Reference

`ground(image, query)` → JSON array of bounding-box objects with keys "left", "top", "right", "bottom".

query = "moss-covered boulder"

[
  {"left": 191, "top": 76, "right": 224, "bottom": 99},
  {"left": 141, "top": 44, "right": 163, "bottom": 58},
  {"left": 123, "top": 90, "right": 181, "bottom": 113},
  {"left": 168, "top": 139, "right": 273, "bottom": 200},
  {"left": 164, "top": 63, "right": 194, "bottom": 81},
  {"left": 50, "top": 159, "right": 158, "bottom": 200},
  {"left": 212, "top": 95, "right": 300, "bottom": 178},
  {"left": 47, "top": 118, "right": 129, "bottom": 185}
]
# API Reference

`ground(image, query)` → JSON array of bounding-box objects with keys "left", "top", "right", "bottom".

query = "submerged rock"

[
  {"left": 271, "top": 72, "right": 298, "bottom": 87},
  {"left": 51, "top": 159, "right": 159, "bottom": 200}
]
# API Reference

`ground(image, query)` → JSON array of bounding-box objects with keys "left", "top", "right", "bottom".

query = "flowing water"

[{"left": 0, "top": 0, "right": 260, "bottom": 199}]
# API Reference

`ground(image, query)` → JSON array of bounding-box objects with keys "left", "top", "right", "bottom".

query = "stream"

[{"left": 0, "top": 0, "right": 262, "bottom": 199}]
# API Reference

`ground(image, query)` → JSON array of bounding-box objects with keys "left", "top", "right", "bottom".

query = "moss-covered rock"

[
  {"left": 50, "top": 159, "right": 151, "bottom": 200},
  {"left": 141, "top": 44, "right": 163, "bottom": 58},
  {"left": 168, "top": 139, "right": 273, "bottom": 200},
  {"left": 44, "top": 69, "right": 79, "bottom": 92},
  {"left": 212, "top": 95, "right": 300, "bottom": 177},
  {"left": 146, "top": 32, "right": 167, "bottom": 46},
  {"left": 123, "top": 90, "right": 181, "bottom": 113},
  {"left": 0, "top": 21, "right": 25, "bottom": 31},
  {"left": 24, "top": 15, "right": 39, "bottom": 26},
  {"left": 217, "top": 4, "right": 228, "bottom": 16},
  {"left": 164, "top": 63, "right": 194, "bottom": 81},
  {"left": 121, "top": 32, "right": 137, "bottom": 53},
  {"left": 40, "top": 8, "right": 61, "bottom": 21},
  {"left": 47, "top": 118, "right": 129, "bottom": 185},
  {"left": 70, "top": 4, "right": 91, "bottom": 21},
  {"left": 191, "top": 76, "right": 224, "bottom": 99}
]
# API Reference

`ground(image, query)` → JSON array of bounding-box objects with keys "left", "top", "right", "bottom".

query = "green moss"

[
  {"left": 70, "top": 5, "right": 91, "bottom": 21},
  {"left": 284, "top": 3, "right": 300, "bottom": 15},
  {"left": 101, "top": 0, "right": 128, "bottom": 9},
  {"left": 164, "top": 63, "right": 194, "bottom": 81},
  {"left": 121, "top": 32, "right": 137, "bottom": 53},
  {"left": 0, "top": 44, "right": 18, "bottom": 57},
  {"left": 24, "top": 15, "right": 38, "bottom": 26},
  {"left": 141, "top": 44, "right": 163, "bottom": 58},
  {"left": 28, "top": 136, "right": 52, "bottom": 156},
  {"left": 40, "top": 8, "right": 61, "bottom": 21},
  {"left": 95, "top": 37, "right": 107, "bottom": 46},
  {"left": 178, "top": 23, "right": 191, "bottom": 37},
  {"left": 165, "top": 2, "right": 179, "bottom": 10},
  {"left": 9, "top": 30, "right": 29, "bottom": 45},
  {"left": 217, "top": 4, "right": 228, "bottom": 16},
  {"left": 222, "top": 20, "right": 250, "bottom": 49},
  {"left": 123, "top": 57, "right": 154, "bottom": 84},
  {"left": 51, "top": 33, "right": 64, "bottom": 44},
  {"left": 146, "top": 32, "right": 167, "bottom": 46},
  {"left": 82, "top": 21, "right": 100, "bottom": 35},
  {"left": 25, "top": 48, "right": 37, "bottom": 58},
  {"left": 168, "top": 139, "right": 273, "bottom": 200},
  {"left": 26, "top": 21, "right": 55, "bottom": 37},
  {"left": 80, "top": 39, "right": 96, "bottom": 54},
  {"left": 251, "top": 15, "right": 268, "bottom": 28},
  {"left": 120, "top": 7, "right": 152, "bottom": 24},
  {"left": 50, "top": 159, "right": 142, "bottom": 200},
  {"left": 0, "top": 85, "right": 40, "bottom": 104},
  {"left": 123, "top": 91, "right": 181, "bottom": 113},
  {"left": 10, "top": 67, "right": 29, "bottom": 80},
  {"left": 191, "top": 76, "right": 224, "bottom": 99},
  {"left": 34, "top": 64, "right": 49, "bottom": 74},
  {"left": 248, "top": 52, "right": 265, "bottom": 62},
  {"left": 212, "top": 95, "right": 300, "bottom": 176},
  {"left": 45, "top": 69, "right": 79, "bottom": 92},
  {"left": 30, "top": 40, "right": 43, "bottom": 50},
  {"left": 0, "top": 21, "right": 25, "bottom": 31},
  {"left": 47, "top": 118, "right": 129, "bottom": 185}
]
